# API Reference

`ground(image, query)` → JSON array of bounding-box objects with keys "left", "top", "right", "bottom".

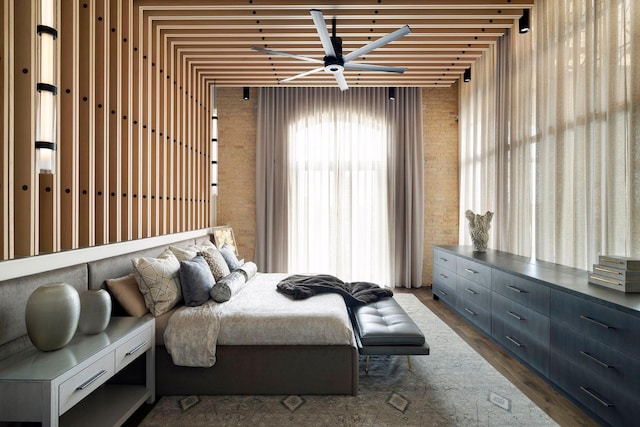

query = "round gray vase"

[
  {"left": 78, "top": 289, "right": 112, "bottom": 334},
  {"left": 25, "top": 282, "right": 81, "bottom": 351}
]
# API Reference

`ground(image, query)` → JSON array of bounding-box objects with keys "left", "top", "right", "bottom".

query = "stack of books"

[{"left": 590, "top": 256, "right": 640, "bottom": 293}]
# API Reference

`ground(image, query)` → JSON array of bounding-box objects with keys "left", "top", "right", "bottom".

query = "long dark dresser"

[{"left": 432, "top": 245, "right": 640, "bottom": 427}]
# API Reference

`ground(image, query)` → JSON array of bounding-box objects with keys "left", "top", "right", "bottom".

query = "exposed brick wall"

[
  {"left": 217, "top": 86, "right": 460, "bottom": 286},
  {"left": 216, "top": 87, "right": 258, "bottom": 261},
  {"left": 422, "top": 85, "right": 460, "bottom": 285}
]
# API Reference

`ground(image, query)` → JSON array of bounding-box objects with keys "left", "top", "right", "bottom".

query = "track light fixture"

[
  {"left": 243, "top": 87, "right": 250, "bottom": 100},
  {"left": 388, "top": 87, "right": 396, "bottom": 100},
  {"left": 463, "top": 67, "right": 471, "bottom": 83},
  {"left": 519, "top": 9, "right": 530, "bottom": 34}
]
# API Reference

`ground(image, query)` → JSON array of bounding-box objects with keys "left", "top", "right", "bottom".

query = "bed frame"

[{"left": 0, "top": 231, "right": 359, "bottom": 397}]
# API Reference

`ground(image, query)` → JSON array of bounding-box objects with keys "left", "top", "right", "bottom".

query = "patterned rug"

[{"left": 139, "top": 294, "right": 557, "bottom": 426}]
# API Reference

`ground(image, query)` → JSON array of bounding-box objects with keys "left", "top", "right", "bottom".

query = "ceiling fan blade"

[
  {"left": 344, "top": 63, "right": 406, "bottom": 74},
  {"left": 310, "top": 9, "right": 336, "bottom": 57},
  {"left": 280, "top": 67, "right": 324, "bottom": 84},
  {"left": 251, "top": 46, "right": 322, "bottom": 64},
  {"left": 343, "top": 25, "right": 411, "bottom": 62},
  {"left": 334, "top": 71, "right": 348, "bottom": 91}
]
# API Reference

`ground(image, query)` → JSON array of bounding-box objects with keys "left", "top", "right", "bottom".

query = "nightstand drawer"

[
  {"left": 59, "top": 352, "right": 114, "bottom": 414},
  {"left": 116, "top": 325, "right": 153, "bottom": 372},
  {"left": 457, "top": 258, "right": 491, "bottom": 288}
]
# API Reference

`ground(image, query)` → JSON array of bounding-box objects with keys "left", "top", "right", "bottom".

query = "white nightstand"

[{"left": 0, "top": 316, "right": 155, "bottom": 427}]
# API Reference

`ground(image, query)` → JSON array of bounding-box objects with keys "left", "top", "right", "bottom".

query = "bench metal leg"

[
  {"left": 407, "top": 355, "right": 412, "bottom": 371},
  {"left": 365, "top": 356, "right": 370, "bottom": 373}
]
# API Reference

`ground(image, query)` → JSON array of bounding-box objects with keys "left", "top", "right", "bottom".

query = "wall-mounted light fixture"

[
  {"left": 243, "top": 87, "right": 250, "bottom": 100},
  {"left": 463, "top": 67, "right": 471, "bottom": 83},
  {"left": 35, "top": 0, "right": 58, "bottom": 174},
  {"left": 388, "top": 87, "right": 396, "bottom": 101},
  {"left": 519, "top": 9, "right": 530, "bottom": 34}
]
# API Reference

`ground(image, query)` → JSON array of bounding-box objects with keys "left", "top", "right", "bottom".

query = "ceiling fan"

[{"left": 251, "top": 9, "right": 411, "bottom": 91}]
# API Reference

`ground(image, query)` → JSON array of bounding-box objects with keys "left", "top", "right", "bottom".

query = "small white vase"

[
  {"left": 25, "top": 283, "right": 80, "bottom": 351},
  {"left": 79, "top": 289, "right": 112, "bottom": 334}
]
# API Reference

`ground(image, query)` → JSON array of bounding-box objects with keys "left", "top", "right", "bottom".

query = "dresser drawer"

[
  {"left": 457, "top": 276, "right": 491, "bottom": 310},
  {"left": 458, "top": 298, "right": 491, "bottom": 334},
  {"left": 433, "top": 262, "right": 456, "bottom": 289},
  {"left": 116, "top": 325, "right": 153, "bottom": 372},
  {"left": 456, "top": 258, "right": 491, "bottom": 288},
  {"left": 433, "top": 248, "right": 457, "bottom": 272},
  {"left": 433, "top": 280, "right": 457, "bottom": 309},
  {"left": 550, "top": 348, "right": 640, "bottom": 427},
  {"left": 492, "top": 269, "right": 550, "bottom": 315},
  {"left": 551, "top": 321, "right": 640, "bottom": 396},
  {"left": 492, "top": 292, "right": 549, "bottom": 376},
  {"left": 551, "top": 289, "right": 640, "bottom": 357},
  {"left": 59, "top": 352, "right": 114, "bottom": 415}
]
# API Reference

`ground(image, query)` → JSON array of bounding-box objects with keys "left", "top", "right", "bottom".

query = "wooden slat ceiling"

[{"left": 138, "top": 0, "right": 533, "bottom": 88}]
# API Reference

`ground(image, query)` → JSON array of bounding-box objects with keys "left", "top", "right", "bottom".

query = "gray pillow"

[
  {"left": 237, "top": 261, "right": 258, "bottom": 281},
  {"left": 179, "top": 256, "right": 215, "bottom": 307},
  {"left": 210, "top": 271, "right": 246, "bottom": 303},
  {"left": 219, "top": 244, "right": 243, "bottom": 270}
]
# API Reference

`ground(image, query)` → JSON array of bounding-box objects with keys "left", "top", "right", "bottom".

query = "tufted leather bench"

[{"left": 350, "top": 297, "right": 430, "bottom": 372}]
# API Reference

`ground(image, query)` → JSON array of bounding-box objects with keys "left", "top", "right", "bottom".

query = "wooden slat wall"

[
  {"left": 0, "top": 0, "right": 213, "bottom": 261},
  {"left": 0, "top": 1, "right": 11, "bottom": 259}
]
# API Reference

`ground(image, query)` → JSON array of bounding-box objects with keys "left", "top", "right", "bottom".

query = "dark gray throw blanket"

[{"left": 276, "top": 274, "right": 393, "bottom": 307}]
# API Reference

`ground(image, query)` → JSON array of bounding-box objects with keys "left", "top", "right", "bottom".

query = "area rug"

[{"left": 139, "top": 294, "right": 557, "bottom": 426}]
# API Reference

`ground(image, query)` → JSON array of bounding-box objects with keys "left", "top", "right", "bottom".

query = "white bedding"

[{"left": 164, "top": 272, "right": 356, "bottom": 367}]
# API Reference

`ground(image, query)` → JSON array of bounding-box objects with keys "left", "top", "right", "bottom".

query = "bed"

[{"left": 87, "top": 237, "right": 360, "bottom": 396}]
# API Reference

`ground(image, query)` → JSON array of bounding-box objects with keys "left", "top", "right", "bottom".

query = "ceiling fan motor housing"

[{"left": 324, "top": 36, "right": 344, "bottom": 73}]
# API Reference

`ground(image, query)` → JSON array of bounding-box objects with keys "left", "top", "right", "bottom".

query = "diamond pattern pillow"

[
  {"left": 197, "top": 248, "right": 230, "bottom": 280},
  {"left": 132, "top": 248, "right": 182, "bottom": 316}
]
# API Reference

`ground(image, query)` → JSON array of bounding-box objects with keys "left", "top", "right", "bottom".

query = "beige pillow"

[
  {"left": 132, "top": 248, "right": 182, "bottom": 316},
  {"left": 105, "top": 273, "right": 149, "bottom": 318},
  {"left": 168, "top": 245, "right": 197, "bottom": 262}
]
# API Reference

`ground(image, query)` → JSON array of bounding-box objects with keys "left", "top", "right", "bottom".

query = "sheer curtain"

[
  {"left": 255, "top": 87, "right": 424, "bottom": 287},
  {"left": 459, "top": 0, "right": 640, "bottom": 270}
]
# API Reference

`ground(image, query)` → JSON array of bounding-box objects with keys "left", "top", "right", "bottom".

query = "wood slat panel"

[
  {"left": 13, "top": 0, "right": 37, "bottom": 257},
  {"left": 108, "top": 0, "right": 122, "bottom": 242},
  {"left": 78, "top": 0, "right": 96, "bottom": 248},
  {"left": 94, "top": 0, "right": 109, "bottom": 245},
  {"left": 0, "top": 0, "right": 10, "bottom": 259},
  {"left": 121, "top": 0, "right": 132, "bottom": 241}
]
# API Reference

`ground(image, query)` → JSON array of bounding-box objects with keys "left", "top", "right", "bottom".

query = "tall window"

[{"left": 287, "top": 112, "right": 391, "bottom": 284}]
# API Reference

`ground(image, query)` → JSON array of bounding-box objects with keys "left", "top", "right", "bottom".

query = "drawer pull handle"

[
  {"left": 506, "top": 310, "right": 523, "bottom": 321},
  {"left": 76, "top": 370, "right": 108, "bottom": 391},
  {"left": 505, "top": 335, "right": 523, "bottom": 347},
  {"left": 126, "top": 341, "right": 148, "bottom": 356},
  {"left": 580, "top": 351, "right": 613, "bottom": 369},
  {"left": 464, "top": 307, "right": 477, "bottom": 316},
  {"left": 507, "top": 285, "right": 525, "bottom": 293},
  {"left": 439, "top": 257, "right": 449, "bottom": 262},
  {"left": 465, "top": 288, "right": 477, "bottom": 295},
  {"left": 439, "top": 273, "right": 448, "bottom": 279},
  {"left": 439, "top": 290, "right": 448, "bottom": 296},
  {"left": 464, "top": 268, "right": 478, "bottom": 274},
  {"left": 580, "top": 386, "right": 614, "bottom": 408},
  {"left": 580, "top": 315, "right": 614, "bottom": 329}
]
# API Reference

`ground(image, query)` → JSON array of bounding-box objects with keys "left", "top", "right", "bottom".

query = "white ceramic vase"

[
  {"left": 25, "top": 282, "right": 80, "bottom": 351},
  {"left": 79, "top": 289, "right": 112, "bottom": 334}
]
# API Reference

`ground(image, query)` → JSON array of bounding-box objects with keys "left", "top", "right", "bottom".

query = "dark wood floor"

[{"left": 396, "top": 286, "right": 599, "bottom": 427}]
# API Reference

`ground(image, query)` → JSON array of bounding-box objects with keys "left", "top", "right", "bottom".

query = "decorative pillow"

[
  {"left": 237, "top": 261, "right": 258, "bottom": 282},
  {"left": 169, "top": 245, "right": 197, "bottom": 262},
  {"left": 105, "top": 273, "right": 149, "bottom": 317},
  {"left": 197, "top": 249, "right": 230, "bottom": 280},
  {"left": 210, "top": 271, "right": 247, "bottom": 303},
  {"left": 219, "top": 243, "right": 243, "bottom": 270},
  {"left": 131, "top": 248, "right": 182, "bottom": 316},
  {"left": 179, "top": 256, "right": 215, "bottom": 307}
]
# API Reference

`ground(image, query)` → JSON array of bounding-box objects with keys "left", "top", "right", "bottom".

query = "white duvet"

[{"left": 164, "top": 273, "right": 356, "bottom": 367}]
